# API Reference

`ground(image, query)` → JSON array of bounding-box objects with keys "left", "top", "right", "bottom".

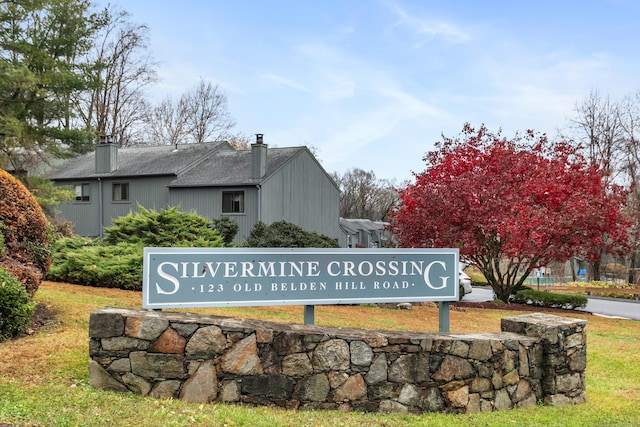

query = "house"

[
  {"left": 49, "top": 135, "right": 342, "bottom": 244},
  {"left": 339, "top": 218, "right": 394, "bottom": 248}
]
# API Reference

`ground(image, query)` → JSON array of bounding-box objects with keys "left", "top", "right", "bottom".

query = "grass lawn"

[{"left": 0, "top": 281, "right": 639, "bottom": 426}]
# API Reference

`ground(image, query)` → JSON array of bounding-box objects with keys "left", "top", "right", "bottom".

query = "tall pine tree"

[{"left": 0, "top": 0, "right": 107, "bottom": 173}]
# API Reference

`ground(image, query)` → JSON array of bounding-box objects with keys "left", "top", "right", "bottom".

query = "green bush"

[
  {"left": 211, "top": 216, "right": 239, "bottom": 245},
  {"left": 512, "top": 288, "right": 588, "bottom": 310},
  {"left": 103, "top": 206, "right": 223, "bottom": 247},
  {"left": 244, "top": 221, "right": 340, "bottom": 248},
  {"left": 49, "top": 208, "right": 226, "bottom": 290},
  {"left": 0, "top": 266, "right": 35, "bottom": 341},
  {"left": 48, "top": 238, "right": 143, "bottom": 290}
]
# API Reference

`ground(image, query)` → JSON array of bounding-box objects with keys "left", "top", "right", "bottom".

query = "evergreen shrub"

[
  {"left": 245, "top": 221, "right": 340, "bottom": 248},
  {"left": 0, "top": 266, "right": 35, "bottom": 341},
  {"left": 512, "top": 288, "right": 588, "bottom": 310},
  {"left": 211, "top": 216, "right": 239, "bottom": 245},
  {"left": 104, "top": 206, "right": 223, "bottom": 247},
  {"left": 48, "top": 207, "right": 225, "bottom": 290},
  {"left": 48, "top": 238, "right": 143, "bottom": 290}
]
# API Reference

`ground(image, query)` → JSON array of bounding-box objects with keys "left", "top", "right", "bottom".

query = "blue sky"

[{"left": 103, "top": 0, "right": 640, "bottom": 183}]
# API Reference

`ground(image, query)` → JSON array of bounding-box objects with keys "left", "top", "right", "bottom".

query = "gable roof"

[
  {"left": 168, "top": 146, "right": 303, "bottom": 187},
  {"left": 340, "top": 218, "right": 388, "bottom": 234},
  {"left": 49, "top": 141, "right": 230, "bottom": 180}
]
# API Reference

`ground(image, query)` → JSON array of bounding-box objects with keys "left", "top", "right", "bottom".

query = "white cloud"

[
  {"left": 259, "top": 73, "right": 308, "bottom": 92},
  {"left": 384, "top": 0, "right": 471, "bottom": 45}
]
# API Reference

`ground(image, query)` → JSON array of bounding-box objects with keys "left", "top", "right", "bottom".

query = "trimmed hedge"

[
  {"left": 512, "top": 288, "right": 588, "bottom": 310},
  {"left": 0, "top": 266, "right": 35, "bottom": 341}
]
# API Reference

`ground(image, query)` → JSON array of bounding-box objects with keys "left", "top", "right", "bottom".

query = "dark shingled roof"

[
  {"left": 49, "top": 142, "right": 230, "bottom": 180},
  {"left": 48, "top": 142, "right": 307, "bottom": 187},
  {"left": 169, "top": 147, "right": 303, "bottom": 187}
]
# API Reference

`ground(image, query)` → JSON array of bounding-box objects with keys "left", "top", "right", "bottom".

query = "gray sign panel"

[{"left": 143, "top": 248, "right": 459, "bottom": 309}]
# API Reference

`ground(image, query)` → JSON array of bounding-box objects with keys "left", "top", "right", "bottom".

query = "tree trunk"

[
  {"left": 628, "top": 248, "right": 638, "bottom": 284},
  {"left": 591, "top": 260, "right": 601, "bottom": 281}
]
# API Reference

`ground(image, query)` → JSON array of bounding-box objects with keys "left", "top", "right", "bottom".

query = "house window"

[
  {"left": 112, "top": 182, "right": 130, "bottom": 202},
  {"left": 74, "top": 183, "right": 90, "bottom": 202},
  {"left": 222, "top": 191, "right": 244, "bottom": 213}
]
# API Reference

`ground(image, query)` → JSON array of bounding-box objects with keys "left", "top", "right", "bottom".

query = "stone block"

[
  {"left": 89, "top": 311, "right": 124, "bottom": 338},
  {"left": 398, "top": 383, "right": 421, "bottom": 407},
  {"left": 243, "top": 375, "right": 295, "bottom": 400},
  {"left": 273, "top": 332, "right": 304, "bottom": 355},
  {"left": 179, "top": 360, "right": 217, "bottom": 403},
  {"left": 221, "top": 334, "right": 263, "bottom": 375},
  {"left": 185, "top": 325, "right": 226, "bottom": 357},
  {"left": 102, "top": 336, "right": 149, "bottom": 352},
  {"left": 88, "top": 360, "right": 127, "bottom": 392},
  {"left": 282, "top": 353, "right": 313, "bottom": 377},
  {"left": 293, "top": 373, "right": 330, "bottom": 402},
  {"left": 468, "top": 340, "right": 493, "bottom": 361},
  {"left": 107, "top": 358, "right": 131, "bottom": 373},
  {"left": 130, "top": 351, "right": 185, "bottom": 379},
  {"left": 149, "top": 380, "right": 181, "bottom": 399},
  {"left": 312, "top": 339, "right": 350, "bottom": 371},
  {"left": 350, "top": 340, "right": 374, "bottom": 366},
  {"left": 432, "top": 355, "right": 475, "bottom": 382},
  {"left": 122, "top": 372, "right": 151, "bottom": 396},
  {"left": 388, "top": 354, "right": 416, "bottom": 383},
  {"left": 149, "top": 327, "right": 187, "bottom": 354},
  {"left": 333, "top": 374, "right": 366, "bottom": 402},
  {"left": 379, "top": 400, "right": 408, "bottom": 413},
  {"left": 125, "top": 316, "right": 169, "bottom": 341}
]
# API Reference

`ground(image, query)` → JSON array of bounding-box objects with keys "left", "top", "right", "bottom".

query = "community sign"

[{"left": 142, "top": 247, "right": 459, "bottom": 309}]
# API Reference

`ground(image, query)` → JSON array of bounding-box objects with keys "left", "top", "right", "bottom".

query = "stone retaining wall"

[{"left": 88, "top": 308, "right": 586, "bottom": 414}]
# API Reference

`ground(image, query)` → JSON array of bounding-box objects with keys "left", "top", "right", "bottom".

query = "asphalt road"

[
  {"left": 462, "top": 286, "right": 640, "bottom": 321},
  {"left": 578, "top": 296, "right": 640, "bottom": 320}
]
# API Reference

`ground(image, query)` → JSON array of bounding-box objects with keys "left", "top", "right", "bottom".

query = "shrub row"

[
  {"left": 512, "top": 288, "right": 588, "bottom": 310},
  {"left": 48, "top": 212, "right": 342, "bottom": 290},
  {"left": 48, "top": 207, "right": 227, "bottom": 291}
]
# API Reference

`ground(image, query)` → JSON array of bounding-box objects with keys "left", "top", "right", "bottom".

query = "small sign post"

[
  {"left": 535, "top": 268, "right": 542, "bottom": 290},
  {"left": 143, "top": 247, "right": 459, "bottom": 333}
]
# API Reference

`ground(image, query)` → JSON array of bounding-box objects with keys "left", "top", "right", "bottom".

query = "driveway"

[{"left": 579, "top": 296, "right": 640, "bottom": 320}]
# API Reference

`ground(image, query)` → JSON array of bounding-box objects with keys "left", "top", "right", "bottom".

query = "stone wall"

[{"left": 88, "top": 308, "right": 586, "bottom": 414}]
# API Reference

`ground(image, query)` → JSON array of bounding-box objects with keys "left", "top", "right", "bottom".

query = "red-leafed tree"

[{"left": 389, "top": 124, "right": 632, "bottom": 302}]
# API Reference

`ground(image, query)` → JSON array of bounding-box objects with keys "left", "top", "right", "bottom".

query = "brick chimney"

[
  {"left": 95, "top": 135, "right": 118, "bottom": 173},
  {"left": 251, "top": 133, "right": 267, "bottom": 179}
]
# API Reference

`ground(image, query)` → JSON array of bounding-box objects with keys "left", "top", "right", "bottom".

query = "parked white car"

[{"left": 459, "top": 269, "right": 472, "bottom": 299}]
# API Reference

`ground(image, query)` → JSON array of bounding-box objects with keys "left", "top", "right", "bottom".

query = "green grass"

[{"left": 0, "top": 281, "right": 639, "bottom": 426}]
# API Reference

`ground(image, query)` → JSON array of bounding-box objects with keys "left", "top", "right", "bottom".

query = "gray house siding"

[
  {"left": 102, "top": 175, "right": 174, "bottom": 224},
  {"left": 260, "top": 152, "right": 341, "bottom": 242},
  {"left": 55, "top": 175, "right": 175, "bottom": 237},
  {"left": 55, "top": 180, "right": 102, "bottom": 237},
  {"left": 169, "top": 186, "right": 259, "bottom": 243}
]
